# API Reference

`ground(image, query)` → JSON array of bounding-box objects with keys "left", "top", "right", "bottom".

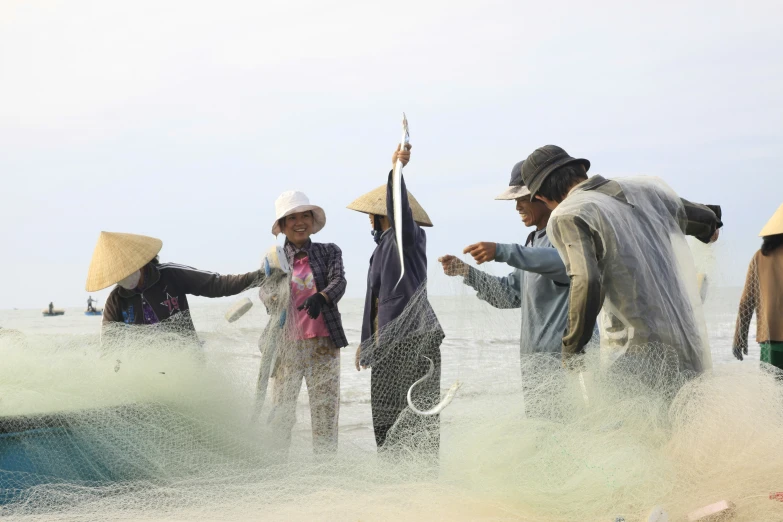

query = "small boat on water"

[
  {"left": 41, "top": 309, "right": 65, "bottom": 317},
  {"left": 84, "top": 309, "right": 103, "bottom": 316}
]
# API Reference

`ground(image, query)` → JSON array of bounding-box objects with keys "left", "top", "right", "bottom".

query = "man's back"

[{"left": 549, "top": 176, "right": 711, "bottom": 373}]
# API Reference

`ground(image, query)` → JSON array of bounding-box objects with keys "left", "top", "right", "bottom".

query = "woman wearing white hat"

[
  {"left": 734, "top": 203, "right": 783, "bottom": 369},
  {"left": 86, "top": 232, "right": 263, "bottom": 339},
  {"left": 265, "top": 191, "right": 347, "bottom": 455}
]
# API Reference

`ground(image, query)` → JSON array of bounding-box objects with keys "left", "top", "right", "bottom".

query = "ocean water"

[
  {"left": 0, "top": 285, "right": 754, "bottom": 451},
  {"left": 5, "top": 278, "right": 783, "bottom": 522}
]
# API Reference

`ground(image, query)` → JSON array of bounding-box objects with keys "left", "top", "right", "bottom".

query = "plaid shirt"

[{"left": 284, "top": 239, "right": 348, "bottom": 348}]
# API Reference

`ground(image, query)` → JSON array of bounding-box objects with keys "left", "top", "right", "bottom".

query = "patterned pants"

[{"left": 268, "top": 336, "right": 340, "bottom": 454}]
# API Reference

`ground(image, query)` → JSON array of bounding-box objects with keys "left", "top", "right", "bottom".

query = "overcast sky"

[{"left": 1, "top": 0, "right": 781, "bottom": 309}]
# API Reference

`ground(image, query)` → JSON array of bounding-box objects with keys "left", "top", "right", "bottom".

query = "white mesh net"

[
  {"left": 3, "top": 242, "right": 783, "bottom": 521},
  {"left": 733, "top": 249, "right": 775, "bottom": 365}
]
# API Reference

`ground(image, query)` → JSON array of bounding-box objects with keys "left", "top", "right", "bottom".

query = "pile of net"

[{"left": 2, "top": 256, "right": 783, "bottom": 521}]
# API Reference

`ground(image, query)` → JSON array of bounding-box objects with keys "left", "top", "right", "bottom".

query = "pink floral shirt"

[{"left": 290, "top": 255, "right": 331, "bottom": 340}]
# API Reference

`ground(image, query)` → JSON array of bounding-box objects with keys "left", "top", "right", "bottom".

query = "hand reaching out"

[{"left": 463, "top": 242, "right": 497, "bottom": 264}]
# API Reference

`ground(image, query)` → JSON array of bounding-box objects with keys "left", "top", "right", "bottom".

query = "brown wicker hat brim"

[
  {"left": 86, "top": 232, "right": 163, "bottom": 291},
  {"left": 347, "top": 184, "right": 433, "bottom": 227}
]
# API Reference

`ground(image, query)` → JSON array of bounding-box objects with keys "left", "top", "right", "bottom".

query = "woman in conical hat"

[
  {"left": 734, "top": 203, "right": 783, "bottom": 369},
  {"left": 348, "top": 143, "right": 444, "bottom": 459},
  {"left": 263, "top": 191, "right": 347, "bottom": 456},
  {"left": 87, "top": 232, "right": 262, "bottom": 339}
]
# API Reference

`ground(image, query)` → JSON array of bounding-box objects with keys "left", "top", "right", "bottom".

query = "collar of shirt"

[
  {"left": 527, "top": 228, "right": 548, "bottom": 246},
  {"left": 284, "top": 238, "right": 312, "bottom": 258},
  {"left": 572, "top": 174, "right": 609, "bottom": 193},
  {"left": 570, "top": 175, "right": 630, "bottom": 206}
]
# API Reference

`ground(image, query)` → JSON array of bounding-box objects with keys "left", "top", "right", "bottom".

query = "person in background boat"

[
  {"left": 348, "top": 143, "right": 444, "bottom": 460},
  {"left": 86, "top": 296, "right": 96, "bottom": 313},
  {"left": 439, "top": 162, "right": 572, "bottom": 416},
  {"left": 733, "top": 203, "right": 783, "bottom": 370},
  {"left": 264, "top": 191, "right": 347, "bottom": 456},
  {"left": 85, "top": 232, "right": 262, "bottom": 340},
  {"left": 48, "top": 302, "right": 54, "bottom": 315},
  {"left": 520, "top": 145, "right": 722, "bottom": 380}
]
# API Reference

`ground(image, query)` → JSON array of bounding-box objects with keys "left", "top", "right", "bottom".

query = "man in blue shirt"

[{"left": 439, "top": 160, "right": 571, "bottom": 416}]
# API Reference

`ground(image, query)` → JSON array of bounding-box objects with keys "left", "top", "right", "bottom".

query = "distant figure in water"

[
  {"left": 734, "top": 203, "right": 783, "bottom": 370},
  {"left": 48, "top": 302, "right": 54, "bottom": 315},
  {"left": 86, "top": 296, "right": 96, "bottom": 312},
  {"left": 520, "top": 145, "right": 722, "bottom": 379}
]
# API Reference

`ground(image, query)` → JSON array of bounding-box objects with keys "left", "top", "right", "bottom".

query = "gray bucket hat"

[
  {"left": 495, "top": 160, "right": 532, "bottom": 200},
  {"left": 520, "top": 145, "right": 590, "bottom": 200}
]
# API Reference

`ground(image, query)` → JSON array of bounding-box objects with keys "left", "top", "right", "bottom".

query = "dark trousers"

[{"left": 370, "top": 336, "right": 442, "bottom": 457}]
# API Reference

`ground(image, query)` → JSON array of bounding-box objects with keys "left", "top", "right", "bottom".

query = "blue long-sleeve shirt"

[
  {"left": 464, "top": 230, "right": 569, "bottom": 356},
  {"left": 360, "top": 171, "right": 443, "bottom": 355}
]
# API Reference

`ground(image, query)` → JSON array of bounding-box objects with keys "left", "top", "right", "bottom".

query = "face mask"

[
  {"left": 118, "top": 270, "right": 141, "bottom": 290},
  {"left": 371, "top": 215, "right": 385, "bottom": 244}
]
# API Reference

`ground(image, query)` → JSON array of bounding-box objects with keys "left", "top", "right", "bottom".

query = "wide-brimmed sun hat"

[
  {"left": 86, "top": 232, "right": 163, "bottom": 291},
  {"left": 520, "top": 145, "right": 590, "bottom": 200},
  {"left": 759, "top": 203, "right": 783, "bottom": 237},
  {"left": 495, "top": 160, "right": 532, "bottom": 200},
  {"left": 346, "top": 185, "right": 433, "bottom": 227},
  {"left": 272, "top": 191, "right": 326, "bottom": 236}
]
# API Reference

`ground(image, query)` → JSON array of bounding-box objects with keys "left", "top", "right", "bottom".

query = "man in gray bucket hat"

[
  {"left": 519, "top": 144, "right": 723, "bottom": 379},
  {"left": 438, "top": 159, "right": 572, "bottom": 417}
]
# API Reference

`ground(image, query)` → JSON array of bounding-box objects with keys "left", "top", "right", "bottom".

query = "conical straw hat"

[
  {"left": 760, "top": 203, "right": 783, "bottom": 237},
  {"left": 346, "top": 185, "right": 433, "bottom": 227},
  {"left": 86, "top": 232, "right": 163, "bottom": 291}
]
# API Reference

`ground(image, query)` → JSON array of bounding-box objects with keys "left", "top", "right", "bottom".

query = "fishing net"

[
  {"left": 548, "top": 176, "right": 714, "bottom": 374},
  {"left": 733, "top": 250, "right": 775, "bottom": 366},
  {"left": 3, "top": 241, "right": 783, "bottom": 521}
]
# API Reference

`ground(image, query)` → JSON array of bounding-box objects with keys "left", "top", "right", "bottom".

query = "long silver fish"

[
  {"left": 392, "top": 113, "right": 410, "bottom": 290},
  {"left": 406, "top": 355, "right": 462, "bottom": 416}
]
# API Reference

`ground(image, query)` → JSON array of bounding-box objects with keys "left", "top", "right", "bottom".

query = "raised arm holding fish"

[{"left": 346, "top": 138, "right": 446, "bottom": 459}]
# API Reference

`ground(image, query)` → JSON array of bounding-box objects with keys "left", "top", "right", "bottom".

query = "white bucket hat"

[{"left": 272, "top": 191, "right": 326, "bottom": 236}]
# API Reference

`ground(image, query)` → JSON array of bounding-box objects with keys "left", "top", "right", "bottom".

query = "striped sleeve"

[
  {"left": 160, "top": 264, "right": 262, "bottom": 298},
  {"left": 680, "top": 199, "right": 722, "bottom": 243},
  {"left": 548, "top": 214, "right": 603, "bottom": 360}
]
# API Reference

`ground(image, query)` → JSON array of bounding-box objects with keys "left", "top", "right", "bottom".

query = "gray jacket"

[
  {"left": 548, "top": 175, "right": 721, "bottom": 372},
  {"left": 464, "top": 230, "right": 569, "bottom": 356}
]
